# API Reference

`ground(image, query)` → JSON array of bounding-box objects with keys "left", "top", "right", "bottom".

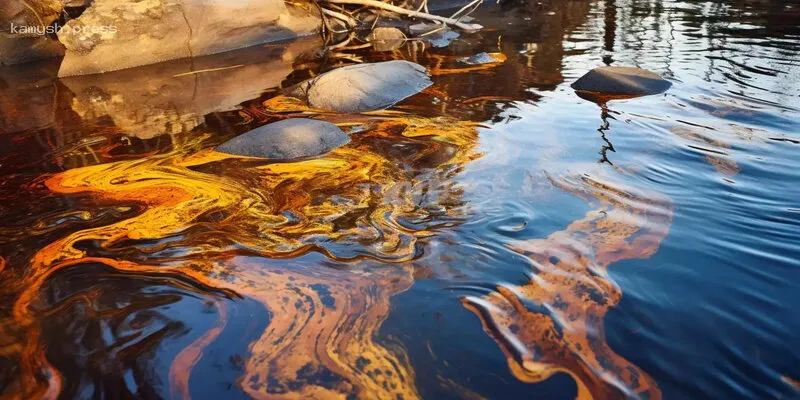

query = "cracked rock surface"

[{"left": 56, "top": 0, "right": 320, "bottom": 76}]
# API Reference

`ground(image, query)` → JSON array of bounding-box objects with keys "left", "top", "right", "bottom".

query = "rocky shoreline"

[
  {"left": 0, "top": 0, "right": 481, "bottom": 76},
  {"left": 1, "top": 0, "right": 321, "bottom": 75}
]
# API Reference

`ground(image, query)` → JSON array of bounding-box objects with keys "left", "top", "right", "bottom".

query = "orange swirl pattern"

[
  {"left": 0, "top": 84, "right": 672, "bottom": 400},
  {"left": 463, "top": 175, "right": 673, "bottom": 400},
  {"left": 0, "top": 109, "right": 479, "bottom": 399}
]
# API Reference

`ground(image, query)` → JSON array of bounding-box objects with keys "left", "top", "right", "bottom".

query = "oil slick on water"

[{"left": 1, "top": 0, "right": 800, "bottom": 399}]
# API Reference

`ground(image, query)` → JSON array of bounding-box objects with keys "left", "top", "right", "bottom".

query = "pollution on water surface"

[{"left": 1, "top": 0, "right": 800, "bottom": 399}]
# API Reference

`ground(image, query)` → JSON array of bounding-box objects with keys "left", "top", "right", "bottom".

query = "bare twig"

[
  {"left": 415, "top": 0, "right": 430, "bottom": 13},
  {"left": 327, "top": 53, "right": 365, "bottom": 63},
  {"left": 449, "top": 0, "right": 482, "bottom": 20},
  {"left": 371, "top": 12, "right": 381, "bottom": 30},
  {"left": 321, "top": 7, "right": 358, "bottom": 27},
  {"left": 173, "top": 65, "right": 244, "bottom": 77},
  {"left": 418, "top": 25, "right": 447, "bottom": 36},
  {"left": 339, "top": 43, "right": 373, "bottom": 50},
  {"left": 326, "top": 31, "right": 357, "bottom": 49},
  {"left": 313, "top": 0, "right": 333, "bottom": 42}
]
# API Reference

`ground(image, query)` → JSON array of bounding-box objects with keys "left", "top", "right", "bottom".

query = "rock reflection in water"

[
  {"left": 61, "top": 38, "right": 322, "bottom": 139},
  {"left": 0, "top": 38, "right": 322, "bottom": 174}
]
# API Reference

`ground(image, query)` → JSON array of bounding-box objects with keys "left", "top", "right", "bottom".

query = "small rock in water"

[
  {"left": 457, "top": 52, "right": 507, "bottom": 65},
  {"left": 216, "top": 118, "right": 349, "bottom": 160},
  {"left": 304, "top": 60, "right": 433, "bottom": 113},
  {"left": 424, "top": 29, "right": 460, "bottom": 48},
  {"left": 571, "top": 66, "right": 672, "bottom": 96},
  {"left": 370, "top": 27, "right": 406, "bottom": 51},
  {"left": 407, "top": 23, "right": 459, "bottom": 47}
]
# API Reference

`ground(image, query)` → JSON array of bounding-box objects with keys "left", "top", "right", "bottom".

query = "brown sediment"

[
  {"left": 169, "top": 301, "right": 228, "bottom": 399},
  {"left": 670, "top": 126, "right": 740, "bottom": 176},
  {"left": 0, "top": 105, "right": 479, "bottom": 398},
  {"left": 462, "top": 174, "right": 674, "bottom": 400},
  {"left": 704, "top": 155, "right": 740, "bottom": 176},
  {"left": 232, "top": 259, "right": 417, "bottom": 400},
  {"left": 435, "top": 376, "right": 487, "bottom": 400}
]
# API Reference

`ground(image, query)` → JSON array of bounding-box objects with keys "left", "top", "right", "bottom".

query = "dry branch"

[
  {"left": 321, "top": 0, "right": 483, "bottom": 30},
  {"left": 321, "top": 8, "right": 358, "bottom": 27}
]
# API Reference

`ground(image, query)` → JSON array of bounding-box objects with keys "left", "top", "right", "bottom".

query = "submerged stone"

[
  {"left": 304, "top": 60, "right": 433, "bottom": 113},
  {"left": 424, "top": 30, "right": 460, "bottom": 48},
  {"left": 370, "top": 27, "right": 406, "bottom": 51},
  {"left": 457, "top": 52, "right": 507, "bottom": 65},
  {"left": 216, "top": 118, "right": 349, "bottom": 160},
  {"left": 571, "top": 66, "right": 672, "bottom": 96}
]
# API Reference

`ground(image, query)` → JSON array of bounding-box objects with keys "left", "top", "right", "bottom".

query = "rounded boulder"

[
  {"left": 216, "top": 118, "right": 349, "bottom": 160},
  {"left": 305, "top": 60, "right": 433, "bottom": 113},
  {"left": 571, "top": 66, "right": 672, "bottom": 96}
]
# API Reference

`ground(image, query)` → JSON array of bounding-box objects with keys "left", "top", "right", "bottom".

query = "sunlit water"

[{"left": 1, "top": 0, "right": 799, "bottom": 399}]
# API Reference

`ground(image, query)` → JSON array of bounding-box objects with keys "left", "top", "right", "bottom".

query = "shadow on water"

[{"left": 1, "top": 0, "right": 800, "bottom": 399}]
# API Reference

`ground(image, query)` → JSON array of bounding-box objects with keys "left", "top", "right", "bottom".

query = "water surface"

[{"left": 1, "top": 0, "right": 799, "bottom": 399}]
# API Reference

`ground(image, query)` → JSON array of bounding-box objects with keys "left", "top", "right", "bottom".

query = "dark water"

[{"left": 1, "top": 0, "right": 800, "bottom": 399}]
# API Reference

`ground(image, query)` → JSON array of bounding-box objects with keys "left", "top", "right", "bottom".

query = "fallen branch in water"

[
  {"left": 173, "top": 64, "right": 244, "bottom": 77},
  {"left": 285, "top": 0, "right": 482, "bottom": 72},
  {"left": 449, "top": 0, "right": 482, "bottom": 20},
  {"left": 322, "top": 0, "right": 483, "bottom": 30}
]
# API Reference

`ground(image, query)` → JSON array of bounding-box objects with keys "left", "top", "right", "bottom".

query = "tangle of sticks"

[{"left": 295, "top": 0, "right": 483, "bottom": 49}]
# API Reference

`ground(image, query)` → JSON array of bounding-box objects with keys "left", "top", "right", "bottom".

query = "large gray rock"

[
  {"left": 571, "top": 66, "right": 672, "bottom": 96},
  {"left": 56, "top": 0, "right": 321, "bottom": 76},
  {"left": 303, "top": 60, "right": 432, "bottom": 113},
  {"left": 216, "top": 118, "right": 349, "bottom": 160}
]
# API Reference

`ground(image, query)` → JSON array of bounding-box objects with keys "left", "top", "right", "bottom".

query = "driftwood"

[{"left": 299, "top": 0, "right": 483, "bottom": 51}]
